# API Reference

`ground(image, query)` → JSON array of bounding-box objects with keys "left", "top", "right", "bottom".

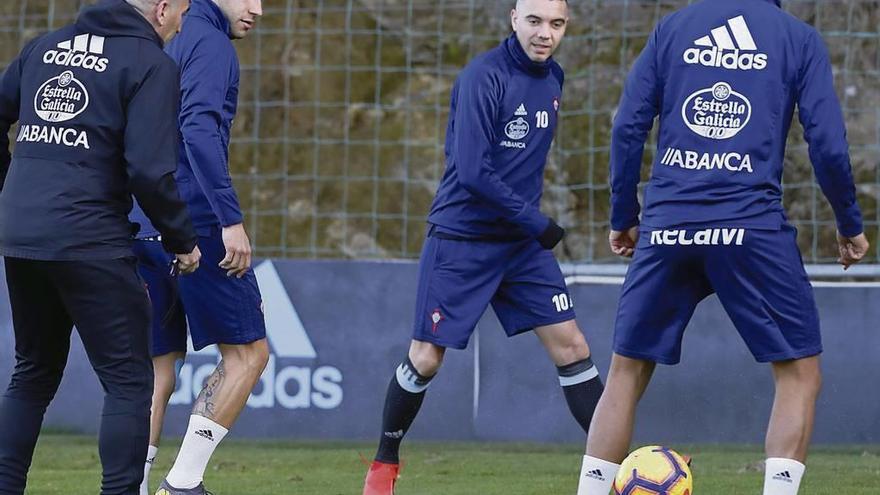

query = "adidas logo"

[
  {"left": 384, "top": 430, "right": 404, "bottom": 439},
  {"left": 773, "top": 471, "right": 793, "bottom": 483},
  {"left": 584, "top": 469, "right": 605, "bottom": 481},
  {"left": 170, "top": 261, "right": 345, "bottom": 411},
  {"left": 195, "top": 429, "right": 214, "bottom": 441},
  {"left": 683, "top": 15, "right": 767, "bottom": 71},
  {"left": 42, "top": 33, "right": 110, "bottom": 72},
  {"left": 515, "top": 103, "right": 528, "bottom": 116}
]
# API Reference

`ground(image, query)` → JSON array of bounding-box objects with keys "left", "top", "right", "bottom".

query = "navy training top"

[
  {"left": 610, "top": 0, "right": 862, "bottom": 237},
  {"left": 427, "top": 33, "right": 564, "bottom": 240},
  {"left": 130, "top": 0, "right": 243, "bottom": 238}
]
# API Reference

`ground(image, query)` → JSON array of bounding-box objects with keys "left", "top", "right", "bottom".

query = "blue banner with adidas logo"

[{"left": 0, "top": 259, "right": 878, "bottom": 443}]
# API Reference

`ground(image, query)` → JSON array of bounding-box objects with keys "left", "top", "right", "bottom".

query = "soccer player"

[
  {"left": 0, "top": 0, "right": 200, "bottom": 493},
  {"left": 577, "top": 1, "right": 870, "bottom": 494},
  {"left": 126, "top": 1, "right": 267, "bottom": 494},
  {"left": 362, "top": 1, "right": 604, "bottom": 493}
]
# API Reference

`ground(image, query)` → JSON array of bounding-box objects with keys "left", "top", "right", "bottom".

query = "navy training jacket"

[
  {"left": 130, "top": 0, "right": 243, "bottom": 237},
  {"left": 0, "top": 0, "right": 196, "bottom": 260},
  {"left": 427, "top": 34, "right": 564, "bottom": 240},
  {"left": 610, "top": 0, "right": 863, "bottom": 237}
]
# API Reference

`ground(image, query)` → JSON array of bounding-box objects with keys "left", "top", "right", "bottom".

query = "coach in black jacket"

[{"left": 0, "top": 0, "right": 198, "bottom": 493}]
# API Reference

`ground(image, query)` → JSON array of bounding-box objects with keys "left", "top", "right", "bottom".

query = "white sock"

[
  {"left": 577, "top": 455, "right": 620, "bottom": 495},
  {"left": 165, "top": 415, "right": 229, "bottom": 489},
  {"left": 763, "top": 458, "right": 806, "bottom": 495},
  {"left": 140, "top": 445, "right": 158, "bottom": 495}
]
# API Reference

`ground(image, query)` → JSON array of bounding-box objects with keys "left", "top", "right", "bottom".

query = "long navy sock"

[
  {"left": 0, "top": 396, "right": 49, "bottom": 494},
  {"left": 375, "top": 358, "right": 435, "bottom": 464},
  {"left": 558, "top": 357, "right": 604, "bottom": 435}
]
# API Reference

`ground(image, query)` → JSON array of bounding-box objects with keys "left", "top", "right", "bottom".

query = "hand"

[
  {"left": 837, "top": 231, "right": 869, "bottom": 270},
  {"left": 175, "top": 246, "right": 201, "bottom": 275},
  {"left": 220, "top": 223, "right": 252, "bottom": 278},
  {"left": 609, "top": 226, "right": 639, "bottom": 258}
]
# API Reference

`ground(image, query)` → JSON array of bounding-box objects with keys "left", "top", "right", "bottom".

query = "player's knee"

[
  {"left": 250, "top": 339, "right": 270, "bottom": 371},
  {"left": 408, "top": 343, "right": 445, "bottom": 377},
  {"left": 225, "top": 339, "right": 270, "bottom": 378},
  {"left": 608, "top": 354, "right": 656, "bottom": 387},
  {"left": 552, "top": 332, "right": 590, "bottom": 367},
  {"left": 775, "top": 357, "right": 822, "bottom": 397},
  {"left": 152, "top": 353, "right": 184, "bottom": 398},
  {"left": 799, "top": 365, "right": 822, "bottom": 398},
  {"left": 409, "top": 353, "right": 443, "bottom": 377}
]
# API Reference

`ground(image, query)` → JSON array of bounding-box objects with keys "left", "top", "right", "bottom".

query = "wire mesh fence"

[{"left": 2, "top": 0, "right": 878, "bottom": 264}]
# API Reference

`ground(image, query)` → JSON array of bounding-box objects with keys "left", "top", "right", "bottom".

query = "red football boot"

[{"left": 363, "top": 460, "right": 400, "bottom": 495}]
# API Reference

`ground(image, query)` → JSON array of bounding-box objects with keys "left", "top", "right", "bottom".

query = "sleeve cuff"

[
  {"left": 611, "top": 218, "right": 640, "bottom": 232},
  {"left": 162, "top": 234, "right": 198, "bottom": 255},
  {"left": 837, "top": 216, "right": 864, "bottom": 238},
  {"left": 212, "top": 186, "right": 244, "bottom": 227},
  {"left": 511, "top": 206, "right": 550, "bottom": 238},
  {"left": 610, "top": 197, "right": 641, "bottom": 232}
]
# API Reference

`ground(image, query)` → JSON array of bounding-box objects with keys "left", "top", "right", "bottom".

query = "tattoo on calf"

[{"left": 193, "top": 360, "right": 226, "bottom": 420}]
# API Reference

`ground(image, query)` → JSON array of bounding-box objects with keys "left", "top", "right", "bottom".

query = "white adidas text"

[
  {"left": 171, "top": 356, "right": 343, "bottom": 410},
  {"left": 683, "top": 47, "right": 767, "bottom": 71},
  {"left": 43, "top": 34, "right": 109, "bottom": 72},
  {"left": 684, "top": 15, "right": 768, "bottom": 71}
]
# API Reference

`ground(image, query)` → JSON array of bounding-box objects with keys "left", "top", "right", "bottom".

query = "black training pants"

[{"left": 0, "top": 256, "right": 152, "bottom": 495}]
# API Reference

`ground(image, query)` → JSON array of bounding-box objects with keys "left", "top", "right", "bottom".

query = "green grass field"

[{"left": 26, "top": 434, "right": 880, "bottom": 494}]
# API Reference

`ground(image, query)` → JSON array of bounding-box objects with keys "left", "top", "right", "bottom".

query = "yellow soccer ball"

[{"left": 613, "top": 445, "right": 693, "bottom": 495}]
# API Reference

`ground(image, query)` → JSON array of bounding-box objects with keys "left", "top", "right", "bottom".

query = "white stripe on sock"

[
  {"left": 396, "top": 362, "right": 430, "bottom": 394},
  {"left": 559, "top": 366, "right": 599, "bottom": 387}
]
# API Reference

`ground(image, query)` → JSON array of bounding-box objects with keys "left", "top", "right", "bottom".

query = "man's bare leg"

[
  {"left": 763, "top": 356, "right": 821, "bottom": 495},
  {"left": 161, "top": 339, "right": 269, "bottom": 490},
  {"left": 577, "top": 353, "right": 655, "bottom": 494},
  {"left": 140, "top": 352, "right": 185, "bottom": 495}
]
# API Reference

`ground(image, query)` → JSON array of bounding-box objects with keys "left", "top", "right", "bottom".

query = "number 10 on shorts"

[{"left": 552, "top": 293, "right": 573, "bottom": 312}]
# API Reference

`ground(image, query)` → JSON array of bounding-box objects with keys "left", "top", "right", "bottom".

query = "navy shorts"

[
  {"left": 133, "top": 226, "right": 266, "bottom": 356},
  {"left": 132, "top": 239, "right": 187, "bottom": 356},
  {"left": 614, "top": 225, "right": 821, "bottom": 365},
  {"left": 412, "top": 231, "right": 576, "bottom": 350}
]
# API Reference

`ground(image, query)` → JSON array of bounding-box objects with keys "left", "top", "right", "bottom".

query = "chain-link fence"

[{"left": 2, "top": 0, "right": 878, "bottom": 263}]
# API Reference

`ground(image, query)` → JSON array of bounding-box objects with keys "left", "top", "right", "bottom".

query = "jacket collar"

[
  {"left": 504, "top": 33, "right": 552, "bottom": 77},
  {"left": 187, "top": 0, "right": 232, "bottom": 39}
]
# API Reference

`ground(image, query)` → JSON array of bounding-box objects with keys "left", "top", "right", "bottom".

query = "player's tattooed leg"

[{"left": 193, "top": 361, "right": 226, "bottom": 420}]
